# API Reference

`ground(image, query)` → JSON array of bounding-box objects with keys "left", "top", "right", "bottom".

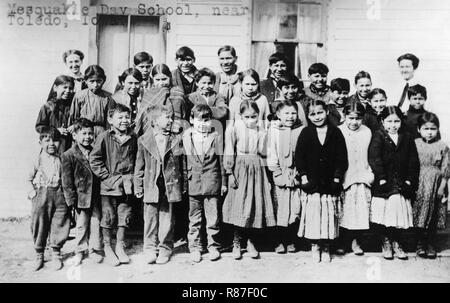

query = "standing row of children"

[{"left": 29, "top": 46, "right": 449, "bottom": 271}]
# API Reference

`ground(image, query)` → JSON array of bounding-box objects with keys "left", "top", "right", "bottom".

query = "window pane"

[
  {"left": 278, "top": 3, "right": 297, "bottom": 39},
  {"left": 252, "top": 1, "right": 277, "bottom": 40}
]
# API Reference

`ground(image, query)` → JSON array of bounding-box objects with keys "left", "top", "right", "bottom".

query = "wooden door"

[{"left": 97, "top": 14, "right": 166, "bottom": 92}]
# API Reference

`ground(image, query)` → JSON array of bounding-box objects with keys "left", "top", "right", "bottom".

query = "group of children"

[{"left": 29, "top": 46, "right": 449, "bottom": 271}]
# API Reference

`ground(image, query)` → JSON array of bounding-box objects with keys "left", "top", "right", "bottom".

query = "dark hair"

[
  {"left": 84, "top": 65, "right": 106, "bottom": 81},
  {"left": 308, "top": 63, "right": 329, "bottom": 75},
  {"left": 380, "top": 106, "right": 404, "bottom": 121},
  {"left": 238, "top": 69, "right": 260, "bottom": 86},
  {"left": 344, "top": 101, "right": 366, "bottom": 118},
  {"left": 369, "top": 88, "right": 387, "bottom": 100},
  {"left": 190, "top": 103, "right": 213, "bottom": 119},
  {"left": 195, "top": 68, "right": 216, "bottom": 84},
  {"left": 175, "top": 46, "right": 195, "bottom": 60},
  {"left": 306, "top": 99, "right": 328, "bottom": 115},
  {"left": 47, "top": 75, "right": 75, "bottom": 101},
  {"left": 108, "top": 102, "right": 131, "bottom": 118},
  {"left": 407, "top": 84, "right": 427, "bottom": 100},
  {"left": 397, "top": 53, "right": 420, "bottom": 70},
  {"left": 354, "top": 71, "right": 372, "bottom": 84},
  {"left": 62, "top": 49, "right": 84, "bottom": 63},
  {"left": 73, "top": 118, "right": 94, "bottom": 133},
  {"left": 277, "top": 74, "right": 300, "bottom": 90},
  {"left": 239, "top": 100, "right": 260, "bottom": 115},
  {"left": 217, "top": 45, "right": 237, "bottom": 57},
  {"left": 39, "top": 126, "right": 61, "bottom": 141},
  {"left": 276, "top": 99, "right": 299, "bottom": 113},
  {"left": 151, "top": 63, "right": 173, "bottom": 86},
  {"left": 118, "top": 67, "right": 143, "bottom": 84},
  {"left": 268, "top": 52, "right": 288, "bottom": 66},
  {"left": 133, "top": 52, "right": 153, "bottom": 65},
  {"left": 417, "top": 112, "right": 440, "bottom": 129},
  {"left": 330, "top": 78, "right": 350, "bottom": 92}
]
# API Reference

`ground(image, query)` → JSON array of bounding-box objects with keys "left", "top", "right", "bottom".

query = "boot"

[
  {"left": 208, "top": 247, "right": 221, "bottom": 261},
  {"left": 102, "top": 228, "right": 120, "bottom": 266},
  {"left": 232, "top": 230, "right": 242, "bottom": 260},
  {"left": 33, "top": 252, "right": 44, "bottom": 271},
  {"left": 246, "top": 238, "right": 259, "bottom": 259},
  {"left": 352, "top": 238, "right": 364, "bottom": 256},
  {"left": 426, "top": 243, "right": 437, "bottom": 259},
  {"left": 382, "top": 237, "right": 393, "bottom": 260},
  {"left": 275, "top": 243, "right": 286, "bottom": 254},
  {"left": 392, "top": 241, "right": 408, "bottom": 260},
  {"left": 90, "top": 249, "right": 104, "bottom": 263},
  {"left": 416, "top": 229, "right": 427, "bottom": 258},
  {"left": 190, "top": 250, "right": 202, "bottom": 263},
  {"left": 115, "top": 241, "right": 130, "bottom": 264},
  {"left": 145, "top": 251, "right": 158, "bottom": 264},
  {"left": 72, "top": 251, "right": 84, "bottom": 266},
  {"left": 287, "top": 243, "right": 297, "bottom": 253},
  {"left": 50, "top": 249, "right": 63, "bottom": 271},
  {"left": 321, "top": 242, "right": 332, "bottom": 263},
  {"left": 311, "top": 242, "right": 321, "bottom": 263}
]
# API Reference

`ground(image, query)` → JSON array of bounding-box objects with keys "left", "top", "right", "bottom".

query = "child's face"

[
  {"left": 218, "top": 51, "right": 237, "bottom": 73},
  {"left": 177, "top": 56, "right": 195, "bottom": 74},
  {"left": 308, "top": 105, "right": 328, "bottom": 127},
  {"left": 135, "top": 61, "right": 152, "bottom": 81},
  {"left": 309, "top": 73, "right": 327, "bottom": 90},
  {"left": 355, "top": 78, "right": 372, "bottom": 99},
  {"left": 86, "top": 76, "right": 104, "bottom": 94},
  {"left": 269, "top": 60, "right": 287, "bottom": 80},
  {"left": 241, "top": 75, "right": 258, "bottom": 97},
  {"left": 54, "top": 82, "right": 74, "bottom": 100},
  {"left": 345, "top": 112, "right": 363, "bottom": 131},
  {"left": 331, "top": 90, "right": 349, "bottom": 106},
  {"left": 281, "top": 84, "right": 299, "bottom": 100},
  {"left": 197, "top": 76, "right": 214, "bottom": 95},
  {"left": 399, "top": 59, "right": 415, "bottom": 81},
  {"left": 123, "top": 75, "right": 141, "bottom": 96},
  {"left": 409, "top": 93, "right": 426, "bottom": 110},
  {"left": 382, "top": 113, "right": 401, "bottom": 134},
  {"left": 74, "top": 127, "right": 94, "bottom": 148},
  {"left": 240, "top": 107, "right": 259, "bottom": 129},
  {"left": 154, "top": 112, "right": 173, "bottom": 132},
  {"left": 277, "top": 105, "right": 298, "bottom": 128},
  {"left": 419, "top": 122, "right": 438, "bottom": 142},
  {"left": 65, "top": 54, "right": 83, "bottom": 76},
  {"left": 40, "top": 136, "right": 60, "bottom": 155},
  {"left": 110, "top": 111, "right": 131, "bottom": 133},
  {"left": 153, "top": 73, "right": 171, "bottom": 88},
  {"left": 192, "top": 116, "right": 212, "bottom": 134},
  {"left": 371, "top": 93, "right": 387, "bottom": 114}
]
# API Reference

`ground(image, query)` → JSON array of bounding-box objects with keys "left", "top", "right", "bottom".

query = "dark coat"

[
  {"left": 172, "top": 67, "right": 198, "bottom": 95},
  {"left": 294, "top": 125, "right": 348, "bottom": 194},
  {"left": 260, "top": 78, "right": 279, "bottom": 105},
  {"left": 89, "top": 129, "right": 138, "bottom": 196},
  {"left": 362, "top": 104, "right": 382, "bottom": 133},
  {"left": 368, "top": 129, "right": 420, "bottom": 199},
  {"left": 36, "top": 99, "right": 73, "bottom": 153},
  {"left": 327, "top": 104, "right": 345, "bottom": 127},
  {"left": 404, "top": 106, "right": 428, "bottom": 139},
  {"left": 133, "top": 129, "right": 186, "bottom": 203},
  {"left": 186, "top": 91, "right": 229, "bottom": 121},
  {"left": 61, "top": 145, "right": 99, "bottom": 209},
  {"left": 182, "top": 129, "right": 226, "bottom": 196}
]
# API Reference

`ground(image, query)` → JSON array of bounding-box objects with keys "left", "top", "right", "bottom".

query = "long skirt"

[
  {"left": 339, "top": 183, "right": 371, "bottom": 230},
  {"left": 298, "top": 192, "right": 340, "bottom": 240},
  {"left": 222, "top": 156, "right": 276, "bottom": 228},
  {"left": 274, "top": 186, "right": 301, "bottom": 227},
  {"left": 370, "top": 194, "right": 413, "bottom": 229}
]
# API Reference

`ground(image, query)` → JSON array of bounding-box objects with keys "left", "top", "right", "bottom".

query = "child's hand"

[
  {"left": 437, "top": 184, "right": 446, "bottom": 199},
  {"left": 379, "top": 179, "right": 387, "bottom": 185},
  {"left": 405, "top": 180, "right": 411, "bottom": 186},
  {"left": 27, "top": 189, "right": 37, "bottom": 200},
  {"left": 135, "top": 192, "right": 144, "bottom": 199},
  {"left": 301, "top": 176, "right": 308, "bottom": 185},
  {"left": 58, "top": 127, "right": 68, "bottom": 136},
  {"left": 229, "top": 174, "right": 238, "bottom": 189},
  {"left": 67, "top": 125, "right": 75, "bottom": 134},
  {"left": 221, "top": 185, "right": 228, "bottom": 196}
]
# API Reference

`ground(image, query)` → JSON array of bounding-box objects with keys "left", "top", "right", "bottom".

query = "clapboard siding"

[
  {"left": 327, "top": 0, "right": 450, "bottom": 145},
  {"left": 166, "top": 0, "right": 250, "bottom": 72}
]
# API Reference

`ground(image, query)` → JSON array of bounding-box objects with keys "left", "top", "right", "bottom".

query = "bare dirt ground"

[{"left": 1, "top": 217, "right": 450, "bottom": 283}]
